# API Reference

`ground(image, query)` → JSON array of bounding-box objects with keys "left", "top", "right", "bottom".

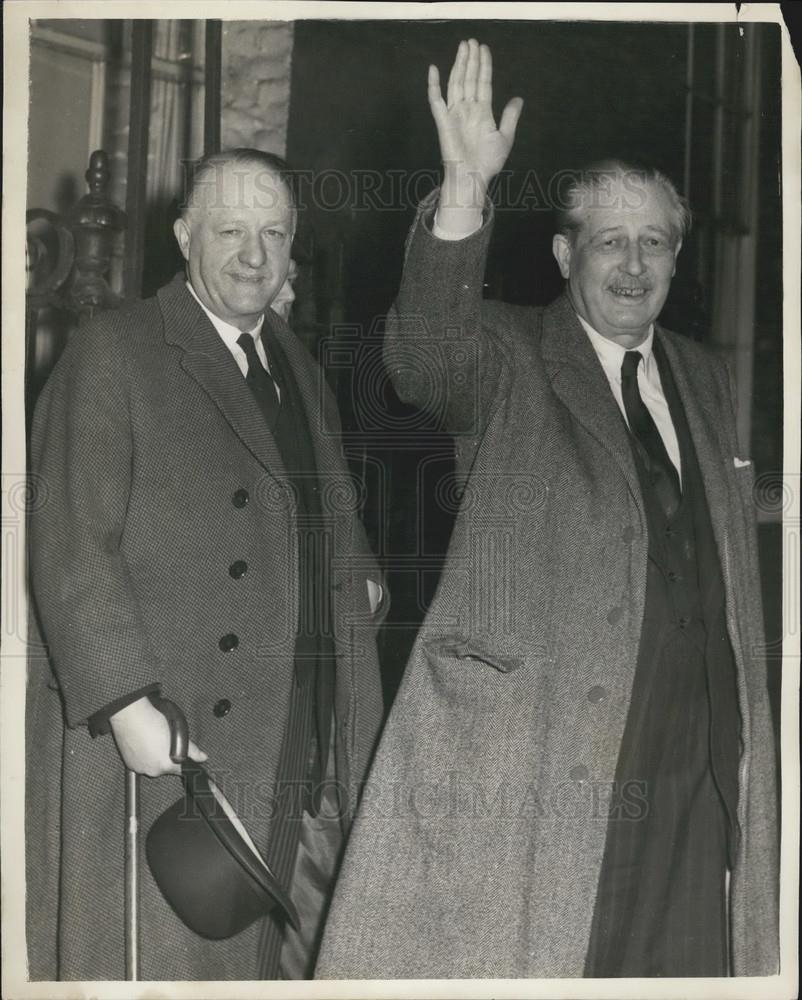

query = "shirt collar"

[
  {"left": 575, "top": 313, "right": 655, "bottom": 382},
  {"left": 186, "top": 280, "right": 264, "bottom": 350}
]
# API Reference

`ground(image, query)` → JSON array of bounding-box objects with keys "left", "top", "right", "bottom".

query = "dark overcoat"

[
  {"left": 315, "top": 198, "right": 779, "bottom": 978},
  {"left": 26, "top": 275, "right": 385, "bottom": 981}
]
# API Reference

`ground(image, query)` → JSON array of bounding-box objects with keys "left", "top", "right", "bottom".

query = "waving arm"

[{"left": 384, "top": 41, "right": 520, "bottom": 431}]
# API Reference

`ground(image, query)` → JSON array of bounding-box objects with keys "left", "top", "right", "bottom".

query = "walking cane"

[{"left": 124, "top": 697, "right": 189, "bottom": 981}]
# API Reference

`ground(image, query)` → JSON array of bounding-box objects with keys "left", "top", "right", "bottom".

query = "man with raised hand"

[{"left": 316, "top": 40, "right": 778, "bottom": 979}]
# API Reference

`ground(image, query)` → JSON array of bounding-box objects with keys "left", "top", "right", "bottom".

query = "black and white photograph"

[{"left": 2, "top": 2, "right": 799, "bottom": 997}]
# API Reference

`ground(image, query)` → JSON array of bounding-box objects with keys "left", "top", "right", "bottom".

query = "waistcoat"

[{"left": 584, "top": 338, "right": 742, "bottom": 977}]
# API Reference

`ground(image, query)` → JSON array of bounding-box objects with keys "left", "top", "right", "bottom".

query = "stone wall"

[{"left": 221, "top": 20, "right": 294, "bottom": 155}]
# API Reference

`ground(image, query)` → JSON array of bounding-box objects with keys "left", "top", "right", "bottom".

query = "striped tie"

[{"left": 621, "top": 350, "right": 681, "bottom": 519}]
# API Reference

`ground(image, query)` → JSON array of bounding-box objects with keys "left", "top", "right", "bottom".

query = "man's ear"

[
  {"left": 173, "top": 217, "right": 191, "bottom": 262},
  {"left": 671, "top": 237, "right": 683, "bottom": 277},
  {"left": 552, "top": 234, "right": 572, "bottom": 279}
]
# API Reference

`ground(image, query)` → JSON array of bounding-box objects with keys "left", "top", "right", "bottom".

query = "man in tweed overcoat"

[
  {"left": 316, "top": 40, "right": 779, "bottom": 978},
  {"left": 27, "top": 150, "right": 384, "bottom": 980}
]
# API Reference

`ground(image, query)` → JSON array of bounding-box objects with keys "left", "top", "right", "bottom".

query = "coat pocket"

[{"left": 423, "top": 634, "right": 522, "bottom": 674}]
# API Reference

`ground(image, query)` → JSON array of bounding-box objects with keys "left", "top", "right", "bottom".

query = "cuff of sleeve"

[
  {"left": 366, "top": 578, "right": 385, "bottom": 616},
  {"left": 432, "top": 209, "right": 484, "bottom": 241},
  {"left": 88, "top": 683, "right": 161, "bottom": 737},
  {"left": 409, "top": 188, "right": 494, "bottom": 251}
]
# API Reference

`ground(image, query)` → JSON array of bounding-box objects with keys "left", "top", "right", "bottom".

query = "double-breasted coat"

[
  {"left": 26, "top": 274, "right": 384, "bottom": 981},
  {"left": 315, "top": 197, "right": 779, "bottom": 978}
]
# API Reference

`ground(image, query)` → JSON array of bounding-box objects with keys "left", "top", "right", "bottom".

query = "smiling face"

[
  {"left": 173, "top": 160, "right": 295, "bottom": 332},
  {"left": 552, "top": 174, "right": 682, "bottom": 347}
]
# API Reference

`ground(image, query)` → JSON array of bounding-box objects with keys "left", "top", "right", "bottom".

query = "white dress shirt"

[
  {"left": 186, "top": 281, "right": 279, "bottom": 399},
  {"left": 578, "top": 317, "right": 681, "bottom": 483},
  {"left": 432, "top": 209, "right": 483, "bottom": 241}
]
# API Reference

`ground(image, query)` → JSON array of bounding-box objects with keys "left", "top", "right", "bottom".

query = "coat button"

[
  {"left": 213, "top": 698, "right": 231, "bottom": 718},
  {"left": 667, "top": 570, "right": 679, "bottom": 583},
  {"left": 569, "top": 764, "right": 589, "bottom": 782},
  {"left": 219, "top": 633, "right": 239, "bottom": 652},
  {"left": 606, "top": 606, "right": 623, "bottom": 625},
  {"left": 229, "top": 560, "right": 248, "bottom": 579},
  {"left": 621, "top": 526, "right": 635, "bottom": 543},
  {"left": 678, "top": 616, "right": 690, "bottom": 629},
  {"left": 232, "top": 488, "right": 249, "bottom": 508},
  {"left": 587, "top": 685, "right": 607, "bottom": 703}
]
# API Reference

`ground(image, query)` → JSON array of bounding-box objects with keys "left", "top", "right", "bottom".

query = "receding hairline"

[
  {"left": 555, "top": 159, "right": 692, "bottom": 243},
  {"left": 180, "top": 148, "right": 297, "bottom": 220}
]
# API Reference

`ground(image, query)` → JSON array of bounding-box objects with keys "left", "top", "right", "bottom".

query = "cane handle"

[{"left": 150, "top": 695, "right": 190, "bottom": 763}]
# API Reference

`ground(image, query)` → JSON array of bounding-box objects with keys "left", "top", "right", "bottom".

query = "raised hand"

[{"left": 428, "top": 39, "right": 523, "bottom": 225}]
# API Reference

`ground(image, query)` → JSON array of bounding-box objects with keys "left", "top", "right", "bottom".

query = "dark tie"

[
  {"left": 621, "top": 350, "right": 681, "bottom": 519},
  {"left": 237, "top": 332, "right": 280, "bottom": 429}
]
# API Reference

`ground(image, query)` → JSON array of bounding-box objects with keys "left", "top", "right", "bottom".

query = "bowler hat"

[{"left": 146, "top": 758, "right": 300, "bottom": 939}]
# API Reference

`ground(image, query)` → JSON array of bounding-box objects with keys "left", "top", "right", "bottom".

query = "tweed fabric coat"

[
  {"left": 26, "top": 274, "right": 385, "bottom": 981},
  {"left": 315, "top": 197, "right": 779, "bottom": 978}
]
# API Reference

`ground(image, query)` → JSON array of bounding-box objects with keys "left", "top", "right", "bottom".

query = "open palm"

[{"left": 429, "top": 40, "right": 523, "bottom": 192}]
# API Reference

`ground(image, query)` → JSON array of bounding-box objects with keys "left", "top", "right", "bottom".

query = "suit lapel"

[
  {"left": 265, "top": 310, "right": 342, "bottom": 481},
  {"left": 541, "top": 294, "right": 644, "bottom": 521},
  {"left": 157, "top": 275, "right": 287, "bottom": 483}
]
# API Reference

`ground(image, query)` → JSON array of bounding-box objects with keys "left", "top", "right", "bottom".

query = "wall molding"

[{"left": 31, "top": 24, "right": 204, "bottom": 84}]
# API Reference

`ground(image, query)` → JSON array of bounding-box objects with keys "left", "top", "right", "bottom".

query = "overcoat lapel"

[
  {"left": 655, "top": 328, "right": 732, "bottom": 578},
  {"left": 540, "top": 294, "right": 645, "bottom": 524},
  {"left": 157, "top": 275, "right": 288, "bottom": 485}
]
